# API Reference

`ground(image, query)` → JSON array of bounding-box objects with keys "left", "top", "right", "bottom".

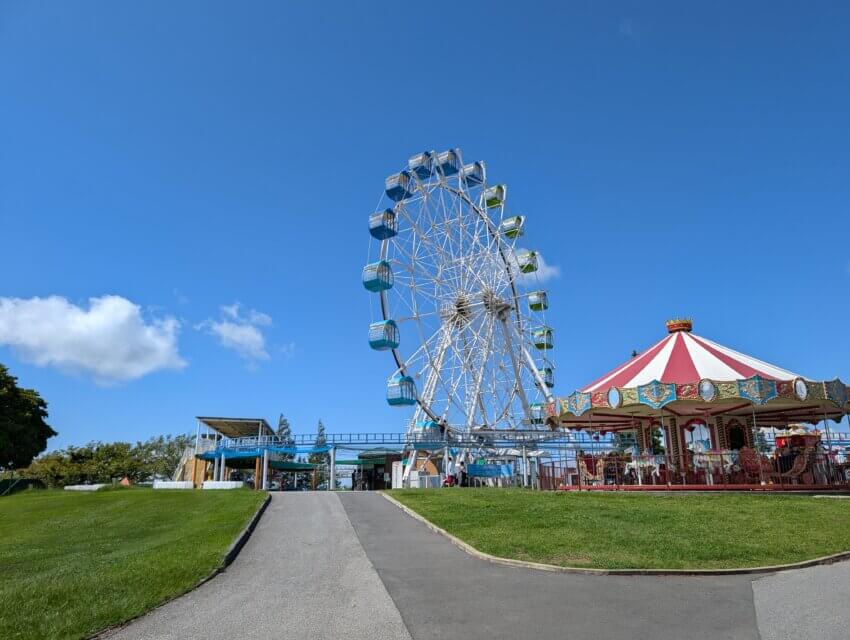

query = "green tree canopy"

[
  {"left": 24, "top": 434, "right": 191, "bottom": 487},
  {"left": 276, "top": 414, "right": 294, "bottom": 461},
  {"left": 0, "top": 363, "right": 57, "bottom": 470},
  {"left": 309, "top": 420, "right": 328, "bottom": 488}
]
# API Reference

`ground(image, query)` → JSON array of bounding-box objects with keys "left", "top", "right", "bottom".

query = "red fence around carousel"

[{"left": 539, "top": 448, "right": 850, "bottom": 491}]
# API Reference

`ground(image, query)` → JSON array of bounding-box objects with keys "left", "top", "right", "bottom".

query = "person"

[
  {"left": 457, "top": 461, "right": 466, "bottom": 487},
  {"left": 445, "top": 456, "right": 455, "bottom": 486}
]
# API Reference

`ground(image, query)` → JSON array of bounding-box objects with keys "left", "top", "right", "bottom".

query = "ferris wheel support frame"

[
  {"left": 465, "top": 315, "right": 496, "bottom": 433},
  {"left": 498, "top": 312, "right": 534, "bottom": 421},
  {"left": 523, "top": 343, "right": 555, "bottom": 405},
  {"left": 402, "top": 326, "right": 452, "bottom": 485}
]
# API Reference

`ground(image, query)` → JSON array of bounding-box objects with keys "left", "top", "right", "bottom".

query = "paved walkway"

[
  {"left": 340, "top": 493, "right": 759, "bottom": 640},
  {"left": 102, "top": 492, "right": 411, "bottom": 640},
  {"left": 753, "top": 560, "right": 850, "bottom": 640},
  {"left": 105, "top": 491, "right": 849, "bottom": 640}
]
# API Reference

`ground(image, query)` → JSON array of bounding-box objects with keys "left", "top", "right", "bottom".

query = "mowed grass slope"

[
  {"left": 0, "top": 488, "right": 266, "bottom": 640},
  {"left": 388, "top": 489, "right": 850, "bottom": 570}
]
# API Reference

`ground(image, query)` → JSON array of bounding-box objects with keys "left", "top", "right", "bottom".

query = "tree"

[
  {"left": 137, "top": 434, "right": 191, "bottom": 479},
  {"left": 23, "top": 434, "right": 192, "bottom": 487},
  {"left": 309, "top": 420, "right": 328, "bottom": 489},
  {"left": 276, "top": 414, "right": 295, "bottom": 461},
  {"left": 0, "top": 364, "right": 56, "bottom": 471}
]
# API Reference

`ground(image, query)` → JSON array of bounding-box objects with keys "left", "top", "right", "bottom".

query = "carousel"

[{"left": 544, "top": 319, "right": 850, "bottom": 490}]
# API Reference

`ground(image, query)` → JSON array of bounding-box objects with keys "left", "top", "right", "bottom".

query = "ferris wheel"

[{"left": 363, "top": 149, "right": 555, "bottom": 436}]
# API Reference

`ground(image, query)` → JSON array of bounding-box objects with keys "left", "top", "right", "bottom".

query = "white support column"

[
  {"left": 220, "top": 453, "right": 226, "bottom": 482},
  {"left": 212, "top": 454, "right": 218, "bottom": 481},
  {"left": 498, "top": 315, "right": 533, "bottom": 419},
  {"left": 404, "top": 450, "right": 417, "bottom": 488},
  {"left": 531, "top": 456, "right": 539, "bottom": 490},
  {"left": 329, "top": 447, "right": 336, "bottom": 491},
  {"left": 262, "top": 449, "right": 269, "bottom": 490},
  {"left": 522, "top": 446, "right": 529, "bottom": 487}
]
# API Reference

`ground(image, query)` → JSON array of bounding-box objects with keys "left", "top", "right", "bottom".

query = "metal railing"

[
  {"left": 539, "top": 448, "right": 850, "bottom": 490},
  {"left": 204, "top": 429, "right": 613, "bottom": 453}
]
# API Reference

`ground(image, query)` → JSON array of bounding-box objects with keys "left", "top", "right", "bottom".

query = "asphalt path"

[
  {"left": 102, "top": 492, "right": 411, "bottom": 640},
  {"left": 340, "top": 492, "right": 760, "bottom": 640},
  {"left": 753, "top": 560, "right": 850, "bottom": 640}
]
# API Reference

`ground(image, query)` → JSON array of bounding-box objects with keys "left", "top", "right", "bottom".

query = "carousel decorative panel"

[
  {"left": 637, "top": 380, "right": 677, "bottom": 409},
  {"left": 737, "top": 375, "right": 777, "bottom": 405},
  {"left": 567, "top": 391, "right": 592, "bottom": 416}
]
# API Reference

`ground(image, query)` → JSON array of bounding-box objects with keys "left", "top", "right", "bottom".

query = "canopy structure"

[
  {"left": 197, "top": 416, "right": 274, "bottom": 438},
  {"left": 549, "top": 319, "right": 850, "bottom": 444},
  {"left": 581, "top": 320, "right": 799, "bottom": 392}
]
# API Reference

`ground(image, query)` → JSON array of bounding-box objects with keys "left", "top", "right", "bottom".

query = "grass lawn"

[
  {"left": 387, "top": 488, "right": 850, "bottom": 570},
  {"left": 0, "top": 488, "right": 266, "bottom": 640}
]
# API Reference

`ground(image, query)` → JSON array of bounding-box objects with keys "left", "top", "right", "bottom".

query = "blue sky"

[{"left": 2, "top": 1, "right": 849, "bottom": 449}]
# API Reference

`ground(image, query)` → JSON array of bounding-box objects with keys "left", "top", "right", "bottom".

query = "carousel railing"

[{"left": 539, "top": 447, "right": 850, "bottom": 490}]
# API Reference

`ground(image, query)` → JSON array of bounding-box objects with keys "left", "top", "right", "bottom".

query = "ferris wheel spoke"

[{"left": 406, "top": 193, "right": 495, "bottom": 298}]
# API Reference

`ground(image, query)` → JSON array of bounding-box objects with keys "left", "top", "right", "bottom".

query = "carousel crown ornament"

[{"left": 665, "top": 317, "right": 693, "bottom": 333}]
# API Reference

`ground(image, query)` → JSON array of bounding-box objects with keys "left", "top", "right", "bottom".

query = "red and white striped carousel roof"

[{"left": 582, "top": 319, "right": 800, "bottom": 392}]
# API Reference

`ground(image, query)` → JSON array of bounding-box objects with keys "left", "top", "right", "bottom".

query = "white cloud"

[
  {"left": 197, "top": 303, "right": 272, "bottom": 362},
  {"left": 533, "top": 253, "right": 561, "bottom": 282},
  {"left": 510, "top": 248, "right": 561, "bottom": 285},
  {"left": 0, "top": 295, "right": 186, "bottom": 383}
]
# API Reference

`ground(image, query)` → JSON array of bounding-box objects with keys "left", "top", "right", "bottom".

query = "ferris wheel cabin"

[
  {"left": 483, "top": 184, "right": 506, "bottom": 208},
  {"left": 460, "top": 161, "right": 486, "bottom": 186},
  {"left": 516, "top": 250, "right": 539, "bottom": 273},
  {"left": 408, "top": 151, "right": 433, "bottom": 179},
  {"left": 387, "top": 375, "right": 417, "bottom": 406},
  {"left": 369, "top": 320, "right": 400, "bottom": 351},
  {"left": 369, "top": 208, "right": 398, "bottom": 240},
  {"left": 528, "top": 290, "right": 548, "bottom": 311},
  {"left": 385, "top": 171, "right": 413, "bottom": 201},
  {"left": 529, "top": 403, "right": 546, "bottom": 425},
  {"left": 533, "top": 327, "right": 554, "bottom": 349},
  {"left": 500, "top": 215, "right": 525, "bottom": 239},
  {"left": 362, "top": 260, "right": 393, "bottom": 292},
  {"left": 436, "top": 149, "right": 460, "bottom": 176}
]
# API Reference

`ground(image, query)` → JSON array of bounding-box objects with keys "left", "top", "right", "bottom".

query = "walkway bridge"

[{"left": 211, "top": 430, "right": 605, "bottom": 453}]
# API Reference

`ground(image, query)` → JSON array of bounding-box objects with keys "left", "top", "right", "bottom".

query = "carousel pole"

[
  {"left": 589, "top": 412, "right": 597, "bottom": 488},
  {"left": 633, "top": 414, "right": 642, "bottom": 486},
  {"left": 560, "top": 423, "right": 569, "bottom": 489},
  {"left": 771, "top": 423, "right": 781, "bottom": 488},
  {"left": 752, "top": 404, "right": 765, "bottom": 485},
  {"left": 659, "top": 411, "right": 671, "bottom": 488},
  {"left": 576, "top": 420, "right": 584, "bottom": 491},
  {"left": 844, "top": 411, "right": 850, "bottom": 485},
  {"left": 823, "top": 407, "right": 835, "bottom": 485}
]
